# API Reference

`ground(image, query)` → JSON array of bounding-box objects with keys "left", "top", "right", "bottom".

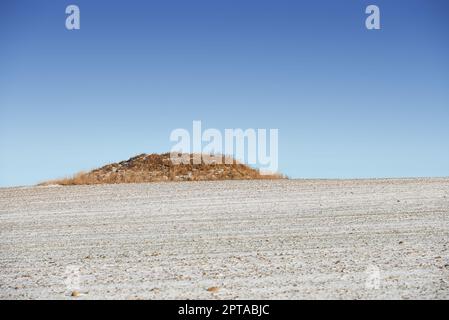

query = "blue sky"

[{"left": 1, "top": 0, "right": 448, "bottom": 186}]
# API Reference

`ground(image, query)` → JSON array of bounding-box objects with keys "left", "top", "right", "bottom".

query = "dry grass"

[{"left": 39, "top": 153, "right": 286, "bottom": 186}]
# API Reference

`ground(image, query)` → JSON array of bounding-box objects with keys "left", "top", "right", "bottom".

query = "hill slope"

[{"left": 41, "top": 153, "right": 284, "bottom": 185}]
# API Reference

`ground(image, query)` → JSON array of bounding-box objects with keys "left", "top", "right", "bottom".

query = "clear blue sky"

[{"left": 1, "top": 0, "right": 448, "bottom": 187}]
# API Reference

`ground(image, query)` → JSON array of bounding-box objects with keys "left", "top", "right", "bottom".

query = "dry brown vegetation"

[{"left": 40, "top": 153, "right": 286, "bottom": 186}]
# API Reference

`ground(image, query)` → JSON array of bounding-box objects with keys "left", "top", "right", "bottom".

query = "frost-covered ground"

[{"left": 0, "top": 179, "right": 448, "bottom": 299}]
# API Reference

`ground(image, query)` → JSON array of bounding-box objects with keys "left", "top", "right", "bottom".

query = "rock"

[{"left": 71, "top": 290, "right": 80, "bottom": 297}]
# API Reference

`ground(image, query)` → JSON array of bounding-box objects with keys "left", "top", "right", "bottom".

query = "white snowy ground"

[{"left": 0, "top": 178, "right": 448, "bottom": 299}]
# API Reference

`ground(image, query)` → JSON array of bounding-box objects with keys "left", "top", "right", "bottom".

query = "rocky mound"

[{"left": 42, "top": 153, "right": 284, "bottom": 185}]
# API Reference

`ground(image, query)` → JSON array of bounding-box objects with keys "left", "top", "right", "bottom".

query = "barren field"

[{"left": 0, "top": 178, "right": 448, "bottom": 300}]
